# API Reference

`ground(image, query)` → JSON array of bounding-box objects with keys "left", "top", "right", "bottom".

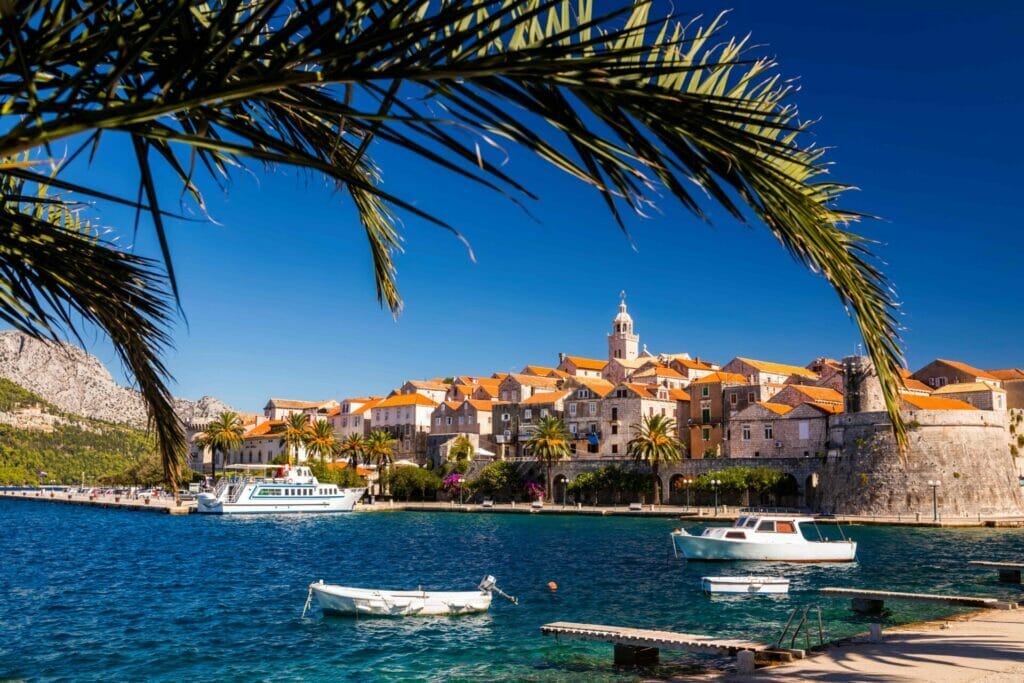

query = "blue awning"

[{"left": 587, "top": 433, "right": 599, "bottom": 446}]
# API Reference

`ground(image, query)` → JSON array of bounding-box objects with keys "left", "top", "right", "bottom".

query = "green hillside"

[{"left": 0, "top": 377, "right": 173, "bottom": 486}]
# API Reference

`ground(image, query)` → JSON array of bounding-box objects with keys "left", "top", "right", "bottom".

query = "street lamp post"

[
  {"left": 683, "top": 477, "right": 693, "bottom": 510},
  {"left": 711, "top": 478, "right": 721, "bottom": 515},
  {"left": 927, "top": 480, "right": 941, "bottom": 522},
  {"left": 563, "top": 478, "right": 568, "bottom": 508}
]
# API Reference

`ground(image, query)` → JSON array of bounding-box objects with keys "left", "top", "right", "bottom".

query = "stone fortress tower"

[
  {"left": 608, "top": 291, "right": 639, "bottom": 362},
  {"left": 817, "top": 356, "right": 1024, "bottom": 517}
]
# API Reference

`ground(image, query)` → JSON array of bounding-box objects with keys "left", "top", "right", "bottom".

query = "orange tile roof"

[
  {"left": 243, "top": 420, "right": 285, "bottom": 439},
  {"left": 571, "top": 376, "right": 615, "bottom": 397},
  {"left": 474, "top": 385, "right": 498, "bottom": 398},
  {"left": 758, "top": 402, "right": 792, "bottom": 415},
  {"left": 691, "top": 371, "right": 748, "bottom": 385},
  {"left": 465, "top": 399, "right": 497, "bottom": 412},
  {"left": 521, "top": 390, "right": 572, "bottom": 405},
  {"left": 935, "top": 359, "right": 998, "bottom": 381},
  {"left": 621, "top": 383, "right": 654, "bottom": 399},
  {"left": 805, "top": 402, "right": 843, "bottom": 415},
  {"left": 375, "top": 393, "right": 438, "bottom": 408},
  {"left": 343, "top": 396, "right": 379, "bottom": 403},
  {"left": 932, "top": 382, "right": 1005, "bottom": 395},
  {"left": 735, "top": 357, "right": 818, "bottom": 379},
  {"left": 440, "top": 400, "right": 462, "bottom": 411},
  {"left": 406, "top": 380, "right": 451, "bottom": 391},
  {"left": 987, "top": 368, "right": 1024, "bottom": 381},
  {"left": 351, "top": 398, "right": 384, "bottom": 415},
  {"left": 522, "top": 365, "right": 560, "bottom": 376},
  {"left": 562, "top": 355, "right": 608, "bottom": 371},
  {"left": 326, "top": 462, "right": 374, "bottom": 477},
  {"left": 901, "top": 394, "right": 978, "bottom": 411},
  {"left": 633, "top": 366, "right": 684, "bottom": 379},
  {"left": 672, "top": 357, "right": 717, "bottom": 371},
  {"left": 788, "top": 385, "right": 844, "bottom": 403},
  {"left": 266, "top": 398, "right": 325, "bottom": 409},
  {"left": 669, "top": 388, "right": 691, "bottom": 402},
  {"left": 507, "top": 373, "right": 560, "bottom": 388},
  {"left": 896, "top": 369, "right": 933, "bottom": 393},
  {"left": 326, "top": 407, "right": 341, "bottom": 417},
  {"left": 492, "top": 372, "right": 509, "bottom": 379}
]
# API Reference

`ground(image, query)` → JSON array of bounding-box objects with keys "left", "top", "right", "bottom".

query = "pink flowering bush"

[
  {"left": 524, "top": 480, "right": 544, "bottom": 501},
  {"left": 442, "top": 473, "right": 464, "bottom": 493}
]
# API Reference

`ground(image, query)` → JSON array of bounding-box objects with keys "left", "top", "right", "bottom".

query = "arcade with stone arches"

[{"left": 547, "top": 458, "right": 822, "bottom": 508}]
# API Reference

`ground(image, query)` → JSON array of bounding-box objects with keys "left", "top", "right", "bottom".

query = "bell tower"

[{"left": 608, "top": 291, "right": 639, "bottom": 362}]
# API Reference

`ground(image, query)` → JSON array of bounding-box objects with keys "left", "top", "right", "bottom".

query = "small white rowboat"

[
  {"left": 702, "top": 576, "right": 790, "bottom": 594},
  {"left": 304, "top": 575, "right": 516, "bottom": 617}
]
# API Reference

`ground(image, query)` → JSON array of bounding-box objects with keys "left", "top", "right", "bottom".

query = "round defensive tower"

[{"left": 818, "top": 357, "right": 1024, "bottom": 518}]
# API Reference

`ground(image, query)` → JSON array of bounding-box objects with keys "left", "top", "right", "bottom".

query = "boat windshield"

[
  {"left": 744, "top": 517, "right": 759, "bottom": 528},
  {"left": 735, "top": 516, "right": 748, "bottom": 527}
]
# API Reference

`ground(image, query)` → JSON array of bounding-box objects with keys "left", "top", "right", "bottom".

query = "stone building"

[
  {"left": 607, "top": 292, "right": 639, "bottom": 362},
  {"left": 911, "top": 359, "right": 1001, "bottom": 390},
  {"left": 768, "top": 385, "right": 844, "bottom": 410},
  {"left": 369, "top": 393, "right": 438, "bottom": 463},
  {"left": 931, "top": 383, "right": 1008, "bottom": 411},
  {"left": 497, "top": 373, "right": 560, "bottom": 402},
  {"left": 398, "top": 379, "right": 451, "bottom": 404},
  {"left": 988, "top": 368, "right": 1024, "bottom": 409},
  {"left": 721, "top": 357, "right": 819, "bottom": 387},
  {"left": 726, "top": 402, "right": 792, "bottom": 458},
  {"left": 331, "top": 396, "right": 382, "bottom": 439},
  {"left": 557, "top": 354, "right": 608, "bottom": 379},
  {"left": 263, "top": 398, "right": 338, "bottom": 421},
  {"left": 688, "top": 371, "right": 747, "bottom": 458},
  {"left": 724, "top": 383, "right": 783, "bottom": 419},
  {"left": 601, "top": 382, "right": 678, "bottom": 458}
]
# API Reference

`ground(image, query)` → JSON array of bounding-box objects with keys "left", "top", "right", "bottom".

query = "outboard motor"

[{"left": 478, "top": 575, "right": 517, "bottom": 604}]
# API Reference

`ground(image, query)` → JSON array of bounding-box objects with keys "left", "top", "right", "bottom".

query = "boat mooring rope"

[{"left": 301, "top": 585, "right": 314, "bottom": 618}]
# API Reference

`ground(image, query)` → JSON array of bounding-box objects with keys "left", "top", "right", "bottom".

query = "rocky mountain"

[{"left": 0, "top": 331, "right": 235, "bottom": 428}]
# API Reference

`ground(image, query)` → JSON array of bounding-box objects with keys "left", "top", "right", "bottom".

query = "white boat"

[
  {"left": 671, "top": 514, "right": 856, "bottom": 562},
  {"left": 196, "top": 464, "right": 364, "bottom": 514},
  {"left": 305, "top": 575, "right": 517, "bottom": 617},
  {"left": 701, "top": 576, "right": 790, "bottom": 594}
]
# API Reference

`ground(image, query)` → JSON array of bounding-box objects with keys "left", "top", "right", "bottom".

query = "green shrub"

[
  {"left": 468, "top": 461, "right": 523, "bottom": 501},
  {"left": 389, "top": 467, "right": 442, "bottom": 501}
]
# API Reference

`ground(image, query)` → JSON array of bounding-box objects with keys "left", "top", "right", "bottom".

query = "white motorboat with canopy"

[
  {"left": 197, "top": 464, "right": 364, "bottom": 514},
  {"left": 304, "top": 575, "right": 517, "bottom": 617},
  {"left": 671, "top": 514, "right": 856, "bottom": 562}
]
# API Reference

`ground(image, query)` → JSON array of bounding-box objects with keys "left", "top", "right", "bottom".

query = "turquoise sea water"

[{"left": 2, "top": 499, "right": 1022, "bottom": 681}]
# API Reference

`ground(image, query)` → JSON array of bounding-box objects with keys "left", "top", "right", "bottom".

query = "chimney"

[{"left": 558, "top": 352, "right": 565, "bottom": 364}]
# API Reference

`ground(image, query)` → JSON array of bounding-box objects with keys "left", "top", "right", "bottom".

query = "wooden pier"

[
  {"left": 968, "top": 560, "right": 1024, "bottom": 583},
  {"left": 821, "top": 587, "right": 1019, "bottom": 614},
  {"left": 540, "top": 621, "right": 803, "bottom": 667}
]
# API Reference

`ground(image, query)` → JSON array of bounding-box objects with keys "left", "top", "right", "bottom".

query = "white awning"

[
  {"left": 474, "top": 447, "right": 496, "bottom": 457},
  {"left": 392, "top": 459, "right": 420, "bottom": 468}
]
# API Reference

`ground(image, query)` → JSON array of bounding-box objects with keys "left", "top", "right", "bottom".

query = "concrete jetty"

[{"left": 0, "top": 489, "right": 194, "bottom": 514}]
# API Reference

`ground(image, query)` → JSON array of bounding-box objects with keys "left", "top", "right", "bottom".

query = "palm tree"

[
  {"left": 364, "top": 430, "right": 397, "bottom": 497},
  {"left": 305, "top": 419, "right": 339, "bottom": 464},
  {"left": 628, "top": 415, "right": 683, "bottom": 506},
  {"left": 283, "top": 413, "right": 311, "bottom": 466},
  {"left": 0, "top": 1, "right": 906, "bottom": 495},
  {"left": 525, "top": 416, "right": 572, "bottom": 503},
  {"left": 197, "top": 411, "right": 245, "bottom": 484},
  {"left": 447, "top": 435, "right": 475, "bottom": 474},
  {"left": 339, "top": 434, "right": 366, "bottom": 470}
]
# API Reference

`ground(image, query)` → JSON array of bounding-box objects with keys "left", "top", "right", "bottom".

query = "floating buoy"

[{"left": 547, "top": 581, "right": 558, "bottom": 591}]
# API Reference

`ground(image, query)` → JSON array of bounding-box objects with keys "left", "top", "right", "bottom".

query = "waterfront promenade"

[
  {"left": 720, "top": 607, "right": 1024, "bottom": 682},
  {"left": 0, "top": 488, "right": 193, "bottom": 514},
  {"left": 5, "top": 489, "right": 1024, "bottom": 527}
]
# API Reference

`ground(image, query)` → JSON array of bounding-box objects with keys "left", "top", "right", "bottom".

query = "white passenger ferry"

[{"left": 197, "top": 464, "right": 364, "bottom": 514}]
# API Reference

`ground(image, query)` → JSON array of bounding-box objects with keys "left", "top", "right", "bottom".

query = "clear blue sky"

[{"left": 36, "top": 2, "right": 1024, "bottom": 412}]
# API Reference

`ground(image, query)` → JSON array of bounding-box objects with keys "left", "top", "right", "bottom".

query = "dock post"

[
  {"left": 613, "top": 644, "right": 659, "bottom": 666},
  {"left": 736, "top": 650, "right": 756, "bottom": 674},
  {"left": 851, "top": 597, "right": 885, "bottom": 615},
  {"left": 998, "top": 569, "right": 1022, "bottom": 583},
  {"left": 868, "top": 624, "right": 883, "bottom": 642}
]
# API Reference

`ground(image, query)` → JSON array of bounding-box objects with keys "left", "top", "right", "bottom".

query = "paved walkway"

[{"left": 721, "top": 608, "right": 1024, "bottom": 682}]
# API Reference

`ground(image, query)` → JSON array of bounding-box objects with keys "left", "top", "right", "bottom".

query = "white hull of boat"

[
  {"left": 309, "top": 582, "right": 493, "bottom": 616},
  {"left": 672, "top": 532, "right": 856, "bottom": 562},
  {"left": 197, "top": 487, "right": 363, "bottom": 514},
  {"left": 702, "top": 576, "right": 790, "bottom": 594}
]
